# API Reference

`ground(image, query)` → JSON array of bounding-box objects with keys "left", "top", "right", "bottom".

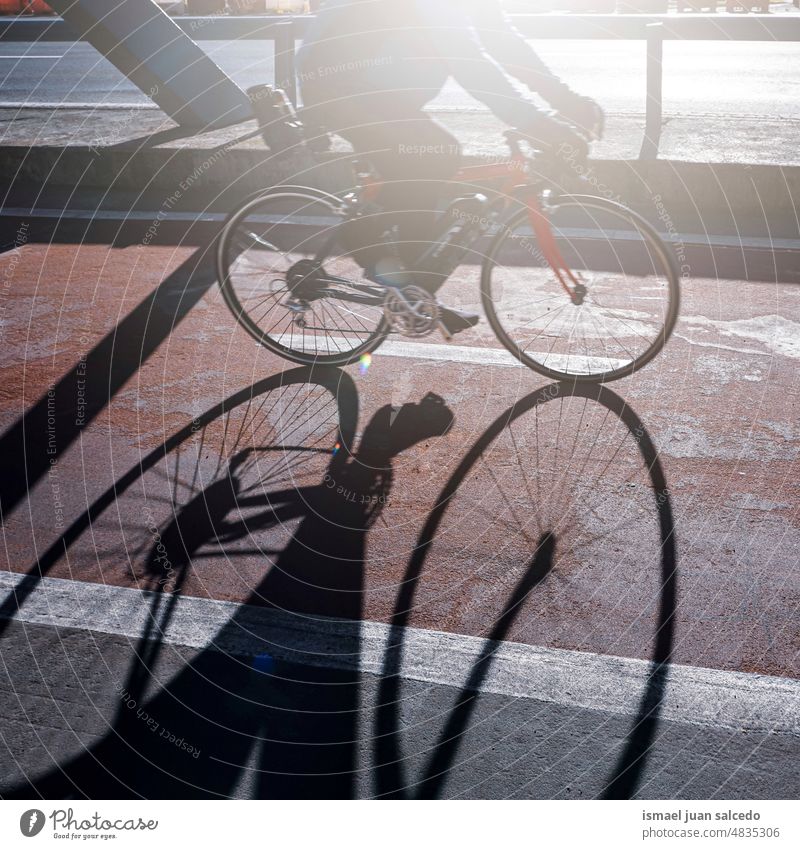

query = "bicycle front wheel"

[
  {"left": 481, "top": 194, "right": 680, "bottom": 382},
  {"left": 218, "top": 187, "right": 389, "bottom": 366}
]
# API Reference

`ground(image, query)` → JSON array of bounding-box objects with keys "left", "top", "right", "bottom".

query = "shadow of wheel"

[
  {"left": 373, "top": 381, "right": 677, "bottom": 799},
  {"left": 0, "top": 366, "right": 359, "bottom": 799}
]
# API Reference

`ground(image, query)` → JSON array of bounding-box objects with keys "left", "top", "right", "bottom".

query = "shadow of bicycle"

[
  {"left": 1, "top": 369, "right": 674, "bottom": 800},
  {"left": 1, "top": 366, "right": 456, "bottom": 799},
  {"left": 374, "top": 381, "right": 676, "bottom": 800}
]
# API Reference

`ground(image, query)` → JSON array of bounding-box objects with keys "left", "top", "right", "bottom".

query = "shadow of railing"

[{"left": 0, "top": 247, "right": 216, "bottom": 524}]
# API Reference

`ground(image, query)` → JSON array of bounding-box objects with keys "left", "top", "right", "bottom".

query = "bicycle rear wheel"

[
  {"left": 481, "top": 195, "right": 680, "bottom": 382},
  {"left": 218, "top": 187, "right": 389, "bottom": 366}
]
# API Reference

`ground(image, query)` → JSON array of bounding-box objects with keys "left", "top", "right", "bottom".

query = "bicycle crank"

[{"left": 383, "top": 285, "right": 440, "bottom": 338}]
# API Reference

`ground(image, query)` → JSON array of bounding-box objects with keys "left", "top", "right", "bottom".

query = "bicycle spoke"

[
  {"left": 487, "top": 198, "right": 675, "bottom": 378},
  {"left": 220, "top": 191, "right": 385, "bottom": 363}
]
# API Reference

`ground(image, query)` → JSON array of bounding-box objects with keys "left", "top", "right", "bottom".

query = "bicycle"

[{"left": 217, "top": 94, "right": 680, "bottom": 383}]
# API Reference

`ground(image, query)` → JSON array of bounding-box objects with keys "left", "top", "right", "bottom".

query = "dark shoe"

[{"left": 438, "top": 306, "right": 480, "bottom": 338}]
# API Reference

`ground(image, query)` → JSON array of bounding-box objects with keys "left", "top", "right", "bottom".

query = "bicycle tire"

[
  {"left": 481, "top": 194, "right": 680, "bottom": 383},
  {"left": 217, "top": 186, "right": 389, "bottom": 367}
]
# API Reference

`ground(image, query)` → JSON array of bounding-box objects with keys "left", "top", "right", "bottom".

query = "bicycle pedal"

[
  {"left": 437, "top": 320, "right": 453, "bottom": 342},
  {"left": 285, "top": 297, "right": 308, "bottom": 314}
]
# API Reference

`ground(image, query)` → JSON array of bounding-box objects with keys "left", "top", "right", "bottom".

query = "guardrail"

[{"left": 2, "top": 13, "right": 799, "bottom": 159}]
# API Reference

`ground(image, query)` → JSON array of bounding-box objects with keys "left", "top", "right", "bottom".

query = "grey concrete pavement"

[{"left": 1, "top": 577, "right": 798, "bottom": 799}]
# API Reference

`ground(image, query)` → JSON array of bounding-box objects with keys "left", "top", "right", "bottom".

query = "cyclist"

[{"left": 297, "top": 0, "right": 603, "bottom": 335}]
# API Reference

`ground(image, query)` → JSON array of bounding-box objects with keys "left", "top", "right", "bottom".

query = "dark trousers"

[{"left": 303, "top": 92, "right": 463, "bottom": 270}]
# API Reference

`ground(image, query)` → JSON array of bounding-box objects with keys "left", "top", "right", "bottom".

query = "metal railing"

[{"left": 2, "top": 13, "right": 798, "bottom": 158}]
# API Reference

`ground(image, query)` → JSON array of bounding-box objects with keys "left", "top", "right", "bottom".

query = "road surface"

[{"left": 0, "top": 239, "right": 797, "bottom": 798}]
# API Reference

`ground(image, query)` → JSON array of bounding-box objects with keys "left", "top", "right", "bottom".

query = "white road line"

[
  {"left": 276, "top": 334, "right": 629, "bottom": 372},
  {"left": 1, "top": 570, "right": 798, "bottom": 734},
  {"left": 0, "top": 101, "right": 156, "bottom": 109},
  {"left": 0, "top": 55, "right": 63, "bottom": 60},
  {"left": 381, "top": 339, "right": 522, "bottom": 367},
  {"left": 299, "top": 336, "right": 527, "bottom": 369},
  {"left": 6, "top": 206, "right": 799, "bottom": 253}
]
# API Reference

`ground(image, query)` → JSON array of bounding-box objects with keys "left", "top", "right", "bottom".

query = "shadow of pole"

[
  {"left": 374, "top": 381, "right": 677, "bottom": 800},
  {"left": 0, "top": 246, "right": 216, "bottom": 523}
]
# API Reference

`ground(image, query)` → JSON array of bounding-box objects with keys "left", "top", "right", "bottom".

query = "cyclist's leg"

[
  {"left": 303, "top": 93, "right": 479, "bottom": 334},
  {"left": 345, "top": 110, "right": 461, "bottom": 269},
  {"left": 344, "top": 112, "right": 479, "bottom": 333},
  {"left": 308, "top": 93, "right": 461, "bottom": 270}
]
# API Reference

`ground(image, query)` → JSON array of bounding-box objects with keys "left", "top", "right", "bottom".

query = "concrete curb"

[
  {"left": 2, "top": 569, "right": 799, "bottom": 734},
  {"left": 3, "top": 143, "right": 799, "bottom": 235}
]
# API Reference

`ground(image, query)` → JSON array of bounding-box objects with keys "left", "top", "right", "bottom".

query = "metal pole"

[
  {"left": 40, "top": 0, "right": 252, "bottom": 130},
  {"left": 639, "top": 22, "right": 664, "bottom": 160},
  {"left": 274, "top": 21, "right": 297, "bottom": 105}
]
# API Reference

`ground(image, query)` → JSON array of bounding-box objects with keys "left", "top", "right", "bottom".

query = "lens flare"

[
  {"left": 252, "top": 653, "right": 274, "bottom": 674},
  {"left": 358, "top": 352, "right": 372, "bottom": 375}
]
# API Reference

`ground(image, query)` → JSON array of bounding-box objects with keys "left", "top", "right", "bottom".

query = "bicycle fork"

[{"left": 526, "top": 195, "right": 587, "bottom": 306}]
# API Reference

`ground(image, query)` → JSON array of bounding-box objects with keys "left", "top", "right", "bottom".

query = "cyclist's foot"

[{"left": 438, "top": 306, "right": 480, "bottom": 338}]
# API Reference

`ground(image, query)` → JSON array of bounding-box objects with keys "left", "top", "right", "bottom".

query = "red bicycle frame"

[
  {"left": 355, "top": 144, "right": 583, "bottom": 304},
  {"left": 454, "top": 153, "right": 584, "bottom": 305},
  {"left": 360, "top": 141, "right": 585, "bottom": 304}
]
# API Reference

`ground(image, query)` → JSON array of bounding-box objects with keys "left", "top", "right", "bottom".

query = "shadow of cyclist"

[{"left": 6, "top": 390, "right": 453, "bottom": 800}]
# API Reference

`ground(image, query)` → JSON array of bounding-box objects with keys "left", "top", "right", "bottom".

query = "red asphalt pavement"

[{"left": 1, "top": 243, "right": 798, "bottom": 678}]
